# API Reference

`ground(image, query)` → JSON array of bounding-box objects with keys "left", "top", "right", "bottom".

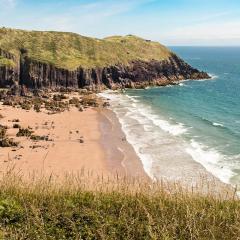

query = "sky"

[{"left": 1, "top": 0, "right": 240, "bottom": 46}]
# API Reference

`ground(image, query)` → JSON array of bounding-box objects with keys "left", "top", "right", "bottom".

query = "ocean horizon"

[{"left": 102, "top": 46, "right": 240, "bottom": 187}]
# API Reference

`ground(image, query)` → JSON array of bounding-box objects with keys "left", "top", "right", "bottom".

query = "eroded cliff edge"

[
  {"left": 0, "top": 29, "right": 210, "bottom": 91},
  {"left": 0, "top": 50, "right": 209, "bottom": 91}
]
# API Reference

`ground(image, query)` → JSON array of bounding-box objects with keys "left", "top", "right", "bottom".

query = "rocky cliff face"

[
  {"left": 0, "top": 49, "right": 19, "bottom": 87},
  {"left": 0, "top": 49, "right": 210, "bottom": 91}
]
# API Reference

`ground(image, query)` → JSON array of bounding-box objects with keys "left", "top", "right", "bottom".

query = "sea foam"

[
  {"left": 99, "top": 91, "right": 236, "bottom": 185},
  {"left": 185, "top": 140, "right": 234, "bottom": 184}
]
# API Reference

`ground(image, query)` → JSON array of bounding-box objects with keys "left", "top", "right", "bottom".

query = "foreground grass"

[{"left": 0, "top": 173, "right": 239, "bottom": 239}]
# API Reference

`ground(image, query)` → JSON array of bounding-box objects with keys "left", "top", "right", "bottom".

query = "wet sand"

[{"left": 99, "top": 109, "right": 148, "bottom": 178}]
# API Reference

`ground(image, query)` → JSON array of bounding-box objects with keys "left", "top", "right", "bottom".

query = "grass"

[
  {"left": 0, "top": 28, "right": 172, "bottom": 70},
  {"left": 0, "top": 56, "right": 15, "bottom": 68},
  {"left": 0, "top": 172, "right": 239, "bottom": 239}
]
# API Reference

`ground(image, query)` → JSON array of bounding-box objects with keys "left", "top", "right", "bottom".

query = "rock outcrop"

[
  {"left": 0, "top": 49, "right": 210, "bottom": 91},
  {"left": 0, "top": 49, "right": 19, "bottom": 87}
]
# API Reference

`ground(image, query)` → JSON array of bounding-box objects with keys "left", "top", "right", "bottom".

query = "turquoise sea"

[{"left": 102, "top": 47, "right": 240, "bottom": 186}]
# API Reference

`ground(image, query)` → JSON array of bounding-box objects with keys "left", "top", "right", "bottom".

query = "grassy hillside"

[
  {"left": 0, "top": 174, "right": 239, "bottom": 239},
  {"left": 0, "top": 28, "right": 172, "bottom": 70}
]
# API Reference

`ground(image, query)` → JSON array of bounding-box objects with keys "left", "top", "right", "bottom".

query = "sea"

[{"left": 101, "top": 47, "right": 240, "bottom": 186}]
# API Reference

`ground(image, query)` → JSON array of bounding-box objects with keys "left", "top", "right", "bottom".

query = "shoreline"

[
  {"left": 100, "top": 91, "right": 235, "bottom": 195},
  {"left": 0, "top": 90, "right": 235, "bottom": 196},
  {"left": 99, "top": 108, "right": 149, "bottom": 179}
]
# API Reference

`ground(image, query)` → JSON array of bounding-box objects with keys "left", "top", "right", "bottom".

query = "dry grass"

[{"left": 0, "top": 169, "right": 239, "bottom": 239}]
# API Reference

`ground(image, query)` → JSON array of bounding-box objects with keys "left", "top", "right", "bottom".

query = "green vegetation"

[
  {"left": 0, "top": 56, "right": 15, "bottom": 68},
  {"left": 0, "top": 28, "right": 172, "bottom": 70},
  {"left": 0, "top": 174, "right": 239, "bottom": 239}
]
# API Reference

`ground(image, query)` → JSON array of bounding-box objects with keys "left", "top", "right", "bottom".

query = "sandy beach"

[
  {"left": 0, "top": 91, "right": 234, "bottom": 197},
  {"left": 0, "top": 98, "right": 147, "bottom": 181}
]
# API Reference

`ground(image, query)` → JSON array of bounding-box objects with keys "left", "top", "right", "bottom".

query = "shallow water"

[{"left": 101, "top": 47, "right": 240, "bottom": 186}]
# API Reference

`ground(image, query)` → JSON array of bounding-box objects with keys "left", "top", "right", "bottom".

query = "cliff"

[{"left": 0, "top": 28, "right": 210, "bottom": 91}]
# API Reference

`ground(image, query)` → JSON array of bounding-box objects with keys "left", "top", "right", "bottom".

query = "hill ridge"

[{"left": 0, "top": 27, "right": 210, "bottom": 91}]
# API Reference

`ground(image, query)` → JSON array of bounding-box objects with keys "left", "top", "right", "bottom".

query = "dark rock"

[
  {"left": 0, "top": 49, "right": 210, "bottom": 90},
  {"left": 103, "top": 102, "right": 110, "bottom": 108},
  {"left": 79, "top": 106, "right": 84, "bottom": 112}
]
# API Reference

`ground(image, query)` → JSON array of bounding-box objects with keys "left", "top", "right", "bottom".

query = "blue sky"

[{"left": 1, "top": 0, "right": 240, "bottom": 46}]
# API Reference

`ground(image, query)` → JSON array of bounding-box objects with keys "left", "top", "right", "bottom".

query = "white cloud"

[
  {"left": 1, "top": 0, "right": 239, "bottom": 46},
  {"left": 163, "top": 20, "right": 240, "bottom": 45},
  {"left": 26, "top": 0, "right": 155, "bottom": 36}
]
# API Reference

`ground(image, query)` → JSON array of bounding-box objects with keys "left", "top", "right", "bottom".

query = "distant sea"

[{"left": 102, "top": 47, "right": 240, "bottom": 186}]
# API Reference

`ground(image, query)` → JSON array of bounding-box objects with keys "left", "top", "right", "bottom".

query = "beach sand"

[
  {"left": 0, "top": 102, "right": 147, "bottom": 181},
  {"left": 0, "top": 96, "right": 234, "bottom": 196}
]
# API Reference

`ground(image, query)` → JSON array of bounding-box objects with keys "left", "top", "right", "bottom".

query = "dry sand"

[
  {"left": 0, "top": 97, "right": 234, "bottom": 196},
  {"left": 0, "top": 102, "right": 147, "bottom": 180}
]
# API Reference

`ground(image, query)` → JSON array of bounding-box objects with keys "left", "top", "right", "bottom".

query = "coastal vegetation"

[
  {"left": 0, "top": 87, "right": 239, "bottom": 239},
  {"left": 0, "top": 28, "right": 171, "bottom": 70},
  {"left": 0, "top": 173, "right": 239, "bottom": 239},
  {"left": 0, "top": 56, "right": 15, "bottom": 68},
  {"left": 0, "top": 28, "right": 209, "bottom": 90},
  {"left": 0, "top": 28, "right": 237, "bottom": 240}
]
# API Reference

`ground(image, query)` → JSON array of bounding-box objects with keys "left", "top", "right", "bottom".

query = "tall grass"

[{"left": 0, "top": 170, "right": 239, "bottom": 239}]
